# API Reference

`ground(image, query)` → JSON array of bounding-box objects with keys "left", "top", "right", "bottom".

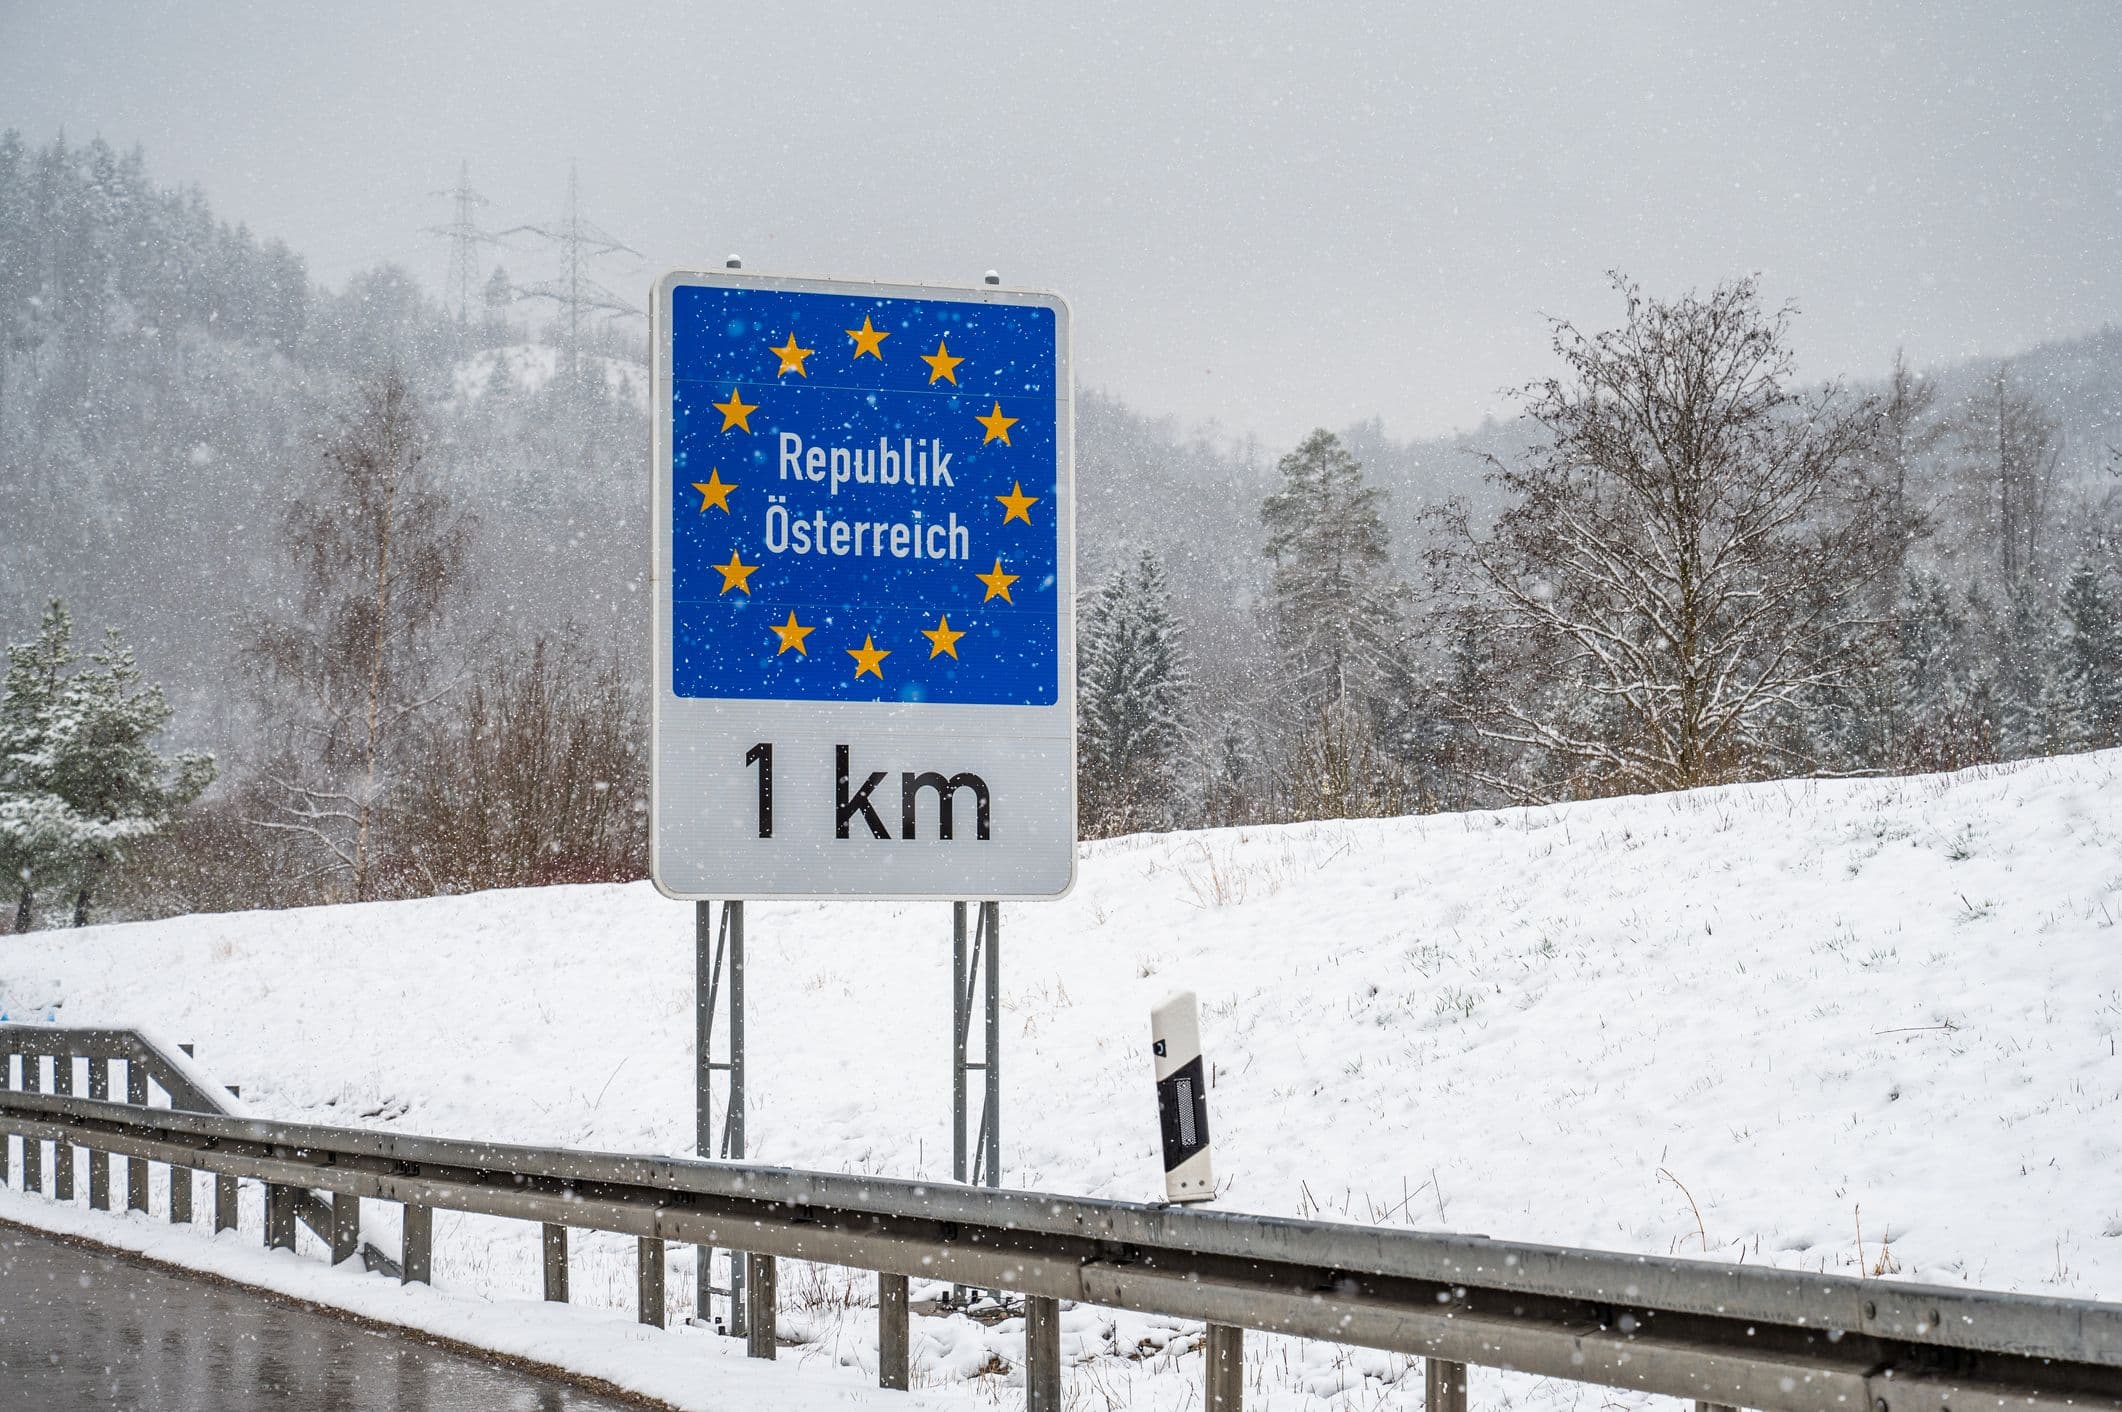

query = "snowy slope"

[
  {"left": 4, "top": 752, "right": 2120, "bottom": 1409},
  {"left": 451, "top": 342, "right": 649, "bottom": 410}
]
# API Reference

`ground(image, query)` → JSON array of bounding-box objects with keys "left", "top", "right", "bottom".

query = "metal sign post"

[
  {"left": 696, "top": 898, "right": 746, "bottom": 1332},
  {"left": 950, "top": 899, "right": 1001, "bottom": 1306},
  {"left": 952, "top": 900, "right": 1001, "bottom": 1187}
]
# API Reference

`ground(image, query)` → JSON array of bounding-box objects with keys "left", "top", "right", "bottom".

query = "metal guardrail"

[
  {"left": 0, "top": 1025, "right": 403, "bottom": 1275},
  {"left": 2, "top": 1026, "right": 2119, "bottom": 1412}
]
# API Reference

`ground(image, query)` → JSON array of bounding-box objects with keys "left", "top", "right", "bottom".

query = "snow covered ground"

[
  {"left": 452, "top": 342, "right": 650, "bottom": 410},
  {"left": 4, "top": 751, "right": 2120, "bottom": 1411}
]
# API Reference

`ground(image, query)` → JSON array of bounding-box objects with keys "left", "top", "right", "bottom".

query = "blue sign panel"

[{"left": 669, "top": 284, "right": 1060, "bottom": 707}]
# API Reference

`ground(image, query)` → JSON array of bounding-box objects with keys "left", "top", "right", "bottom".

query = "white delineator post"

[{"left": 1150, "top": 991, "right": 1214, "bottom": 1202}]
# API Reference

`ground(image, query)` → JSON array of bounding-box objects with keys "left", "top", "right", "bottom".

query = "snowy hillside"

[
  {"left": 451, "top": 342, "right": 650, "bottom": 410},
  {"left": 5, "top": 752, "right": 2120, "bottom": 1409}
]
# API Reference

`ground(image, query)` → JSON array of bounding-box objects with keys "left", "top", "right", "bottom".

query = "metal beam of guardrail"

[
  {"left": 2, "top": 1040, "right": 2118, "bottom": 1412},
  {"left": 0, "top": 1025, "right": 401, "bottom": 1277}
]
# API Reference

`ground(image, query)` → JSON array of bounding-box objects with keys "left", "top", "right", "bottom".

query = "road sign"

[{"left": 651, "top": 271, "right": 1075, "bottom": 899}]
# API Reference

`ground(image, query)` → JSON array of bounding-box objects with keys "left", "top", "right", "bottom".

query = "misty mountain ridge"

[{"left": 4, "top": 131, "right": 2119, "bottom": 762}]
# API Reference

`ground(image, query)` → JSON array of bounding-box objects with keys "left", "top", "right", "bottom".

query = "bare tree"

[
  {"left": 1957, "top": 364, "right": 2063, "bottom": 590},
  {"left": 247, "top": 371, "right": 473, "bottom": 900},
  {"left": 1433, "top": 276, "right": 1891, "bottom": 797},
  {"left": 390, "top": 635, "right": 646, "bottom": 892}
]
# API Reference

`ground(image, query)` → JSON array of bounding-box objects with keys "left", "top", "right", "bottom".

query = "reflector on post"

[{"left": 1150, "top": 991, "right": 1213, "bottom": 1202}]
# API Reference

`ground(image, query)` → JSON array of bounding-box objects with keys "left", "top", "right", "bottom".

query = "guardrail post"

[
  {"left": 1694, "top": 1403, "right": 1739, "bottom": 1412},
  {"left": 214, "top": 1174, "right": 238, "bottom": 1232},
  {"left": 543, "top": 1223, "right": 569, "bottom": 1302},
  {"left": 745, "top": 1252, "right": 777, "bottom": 1358},
  {"left": 1424, "top": 1358, "right": 1468, "bottom": 1412},
  {"left": 169, "top": 1041, "right": 198, "bottom": 1227},
  {"left": 124, "top": 1059, "right": 148, "bottom": 1213},
  {"left": 20, "top": 1051, "right": 42, "bottom": 1195},
  {"left": 330, "top": 1192, "right": 361, "bottom": 1265},
  {"left": 1206, "top": 1323, "right": 1242, "bottom": 1411},
  {"left": 400, "top": 1203, "right": 432, "bottom": 1284},
  {"left": 265, "top": 1183, "right": 297, "bottom": 1251},
  {"left": 87, "top": 1057, "right": 110, "bottom": 1209},
  {"left": 878, "top": 1272, "right": 910, "bottom": 1390},
  {"left": 638, "top": 1236, "right": 665, "bottom": 1328},
  {"left": 1025, "top": 1294, "right": 1061, "bottom": 1412},
  {"left": 52, "top": 1054, "right": 74, "bottom": 1203},
  {"left": 170, "top": 1165, "right": 193, "bottom": 1224},
  {"left": 166, "top": 1090, "right": 193, "bottom": 1225},
  {"left": 1, "top": 1047, "right": 12, "bottom": 1187}
]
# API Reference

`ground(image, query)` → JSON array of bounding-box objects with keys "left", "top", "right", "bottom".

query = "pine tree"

[
  {"left": 40, "top": 628, "right": 215, "bottom": 924},
  {"left": 2058, "top": 560, "right": 2122, "bottom": 750},
  {"left": 1256, "top": 429, "right": 1415, "bottom": 818},
  {"left": 1260, "top": 429, "right": 1404, "bottom": 715},
  {"left": 1078, "top": 550, "right": 1190, "bottom": 835},
  {"left": 0, "top": 600, "right": 75, "bottom": 931},
  {"left": 1995, "top": 588, "right": 2069, "bottom": 761},
  {"left": 0, "top": 601, "right": 212, "bottom": 929},
  {"left": 1888, "top": 574, "right": 1990, "bottom": 772}
]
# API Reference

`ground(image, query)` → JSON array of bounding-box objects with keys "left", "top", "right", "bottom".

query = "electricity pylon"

[
  {"left": 426, "top": 161, "right": 499, "bottom": 327},
  {"left": 503, "top": 164, "right": 642, "bottom": 386}
]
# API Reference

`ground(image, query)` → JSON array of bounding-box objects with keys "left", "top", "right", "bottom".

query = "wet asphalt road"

[{"left": 0, "top": 1225, "right": 646, "bottom": 1411}]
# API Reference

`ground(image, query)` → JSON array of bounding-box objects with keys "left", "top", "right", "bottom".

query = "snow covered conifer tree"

[
  {"left": 1078, "top": 549, "right": 1190, "bottom": 836},
  {"left": 0, "top": 600, "right": 76, "bottom": 931},
  {"left": 1257, "top": 430, "right": 1412, "bottom": 817},
  {"left": 2058, "top": 560, "right": 2122, "bottom": 750},
  {"left": 1888, "top": 574, "right": 1995, "bottom": 772},
  {"left": 1260, "top": 429, "right": 1404, "bottom": 715},
  {"left": 1994, "top": 589, "right": 2071, "bottom": 761},
  {"left": 1, "top": 601, "right": 213, "bottom": 928},
  {"left": 40, "top": 628, "right": 215, "bottom": 925}
]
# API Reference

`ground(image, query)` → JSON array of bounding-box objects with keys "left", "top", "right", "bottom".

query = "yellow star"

[
  {"left": 976, "top": 559, "right": 1019, "bottom": 604},
  {"left": 848, "top": 634, "right": 891, "bottom": 679},
  {"left": 975, "top": 402, "right": 1018, "bottom": 445},
  {"left": 995, "top": 481, "right": 1038, "bottom": 524},
  {"left": 845, "top": 316, "right": 890, "bottom": 360},
  {"left": 768, "top": 333, "right": 813, "bottom": 378},
  {"left": 712, "top": 388, "right": 758, "bottom": 433},
  {"left": 690, "top": 469, "right": 736, "bottom": 513},
  {"left": 769, "top": 610, "right": 813, "bottom": 656},
  {"left": 714, "top": 551, "right": 758, "bottom": 595},
  {"left": 922, "top": 614, "right": 965, "bottom": 659},
  {"left": 920, "top": 338, "right": 963, "bottom": 385}
]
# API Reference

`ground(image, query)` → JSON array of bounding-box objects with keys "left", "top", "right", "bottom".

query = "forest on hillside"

[{"left": 3, "top": 133, "right": 2120, "bottom": 926}]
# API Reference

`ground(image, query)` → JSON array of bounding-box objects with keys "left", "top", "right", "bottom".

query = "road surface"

[{"left": 0, "top": 1224, "right": 648, "bottom": 1410}]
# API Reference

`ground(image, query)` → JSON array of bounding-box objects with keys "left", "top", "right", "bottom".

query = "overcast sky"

[{"left": 3, "top": 2, "right": 2119, "bottom": 445}]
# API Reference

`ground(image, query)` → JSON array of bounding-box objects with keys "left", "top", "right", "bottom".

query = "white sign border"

[{"left": 648, "top": 268, "right": 1078, "bottom": 902}]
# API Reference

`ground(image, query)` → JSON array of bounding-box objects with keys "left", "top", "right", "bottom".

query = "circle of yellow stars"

[{"left": 686, "top": 314, "right": 1047, "bottom": 681}]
